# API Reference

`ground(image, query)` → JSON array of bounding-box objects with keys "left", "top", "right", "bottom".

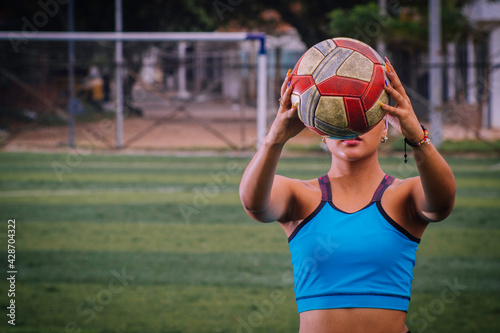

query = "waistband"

[{"left": 296, "top": 293, "right": 410, "bottom": 313}]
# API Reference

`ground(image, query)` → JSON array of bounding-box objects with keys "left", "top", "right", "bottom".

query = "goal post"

[{"left": 0, "top": 31, "right": 268, "bottom": 148}]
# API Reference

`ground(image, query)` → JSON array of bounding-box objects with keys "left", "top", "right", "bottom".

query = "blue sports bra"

[{"left": 288, "top": 174, "right": 420, "bottom": 313}]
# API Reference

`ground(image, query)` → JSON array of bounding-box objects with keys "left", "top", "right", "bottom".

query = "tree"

[
  {"left": 223, "top": 0, "right": 369, "bottom": 47},
  {"left": 327, "top": 0, "right": 471, "bottom": 52}
]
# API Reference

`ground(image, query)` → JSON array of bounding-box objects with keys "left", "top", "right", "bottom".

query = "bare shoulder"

[
  {"left": 379, "top": 176, "right": 414, "bottom": 211},
  {"left": 382, "top": 176, "right": 428, "bottom": 238},
  {"left": 275, "top": 176, "right": 322, "bottom": 230},
  {"left": 388, "top": 176, "right": 420, "bottom": 192},
  {"left": 282, "top": 176, "right": 321, "bottom": 201},
  {"left": 273, "top": 175, "right": 319, "bottom": 197}
]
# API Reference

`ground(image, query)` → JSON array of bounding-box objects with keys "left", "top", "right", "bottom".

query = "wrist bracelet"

[
  {"left": 404, "top": 124, "right": 430, "bottom": 147},
  {"left": 404, "top": 124, "right": 430, "bottom": 163}
]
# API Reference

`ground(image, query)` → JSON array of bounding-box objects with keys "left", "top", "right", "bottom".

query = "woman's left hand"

[{"left": 381, "top": 59, "right": 425, "bottom": 143}]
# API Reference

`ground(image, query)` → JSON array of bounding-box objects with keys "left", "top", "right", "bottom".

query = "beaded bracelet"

[{"left": 404, "top": 124, "right": 430, "bottom": 163}]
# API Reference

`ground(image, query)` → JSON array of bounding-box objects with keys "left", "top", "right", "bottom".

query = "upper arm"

[
  {"left": 242, "top": 175, "right": 296, "bottom": 223},
  {"left": 408, "top": 176, "right": 455, "bottom": 223}
]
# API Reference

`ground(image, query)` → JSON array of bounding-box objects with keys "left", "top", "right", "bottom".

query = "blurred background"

[
  {"left": 0, "top": 1, "right": 499, "bottom": 332},
  {"left": 0, "top": 0, "right": 499, "bottom": 150}
]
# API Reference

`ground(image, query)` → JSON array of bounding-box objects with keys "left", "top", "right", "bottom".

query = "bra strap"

[
  {"left": 318, "top": 174, "right": 332, "bottom": 202},
  {"left": 371, "top": 174, "right": 395, "bottom": 203}
]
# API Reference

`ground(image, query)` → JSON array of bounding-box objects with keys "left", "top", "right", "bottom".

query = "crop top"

[{"left": 288, "top": 174, "right": 420, "bottom": 313}]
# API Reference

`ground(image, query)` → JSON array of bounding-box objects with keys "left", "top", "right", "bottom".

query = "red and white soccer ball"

[{"left": 290, "top": 37, "right": 389, "bottom": 139}]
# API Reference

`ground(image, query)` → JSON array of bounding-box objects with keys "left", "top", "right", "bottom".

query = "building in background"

[{"left": 462, "top": 0, "right": 500, "bottom": 129}]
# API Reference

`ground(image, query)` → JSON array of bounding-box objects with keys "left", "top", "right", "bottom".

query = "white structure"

[
  {"left": 464, "top": 0, "right": 500, "bottom": 128},
  {"left": 0, "top": 31, "right": 268, "bottom": 148},
  {"left": 177, "top": 41, "right": 190, "bottom": 99},
  {"left": 446, "top": 42, "right": 456, "bottom": 100},
  {"left": 466, "top": 37, "right": 477, "bottom": 105}
]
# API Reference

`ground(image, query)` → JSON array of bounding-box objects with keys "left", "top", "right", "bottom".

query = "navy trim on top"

[
  {"left": 371, "top": 174, "right": 395, "bottom": 203},
  {"left": 288, "top": 174, "right": 419, "bottom": 243},
  {"left": 288, "top": 201, "right": 326, "bottom": 243},
  {"left": 328, "top": 201, "right": 375, "bottom": 215},
  {"left": 376, "top": 201, "right": 421, "bottom": 243},
  {"left": 318, "top": 174, "right": 332, "bottom": 202},
  {"left": 296, "top": 291, "right": 411, "bottom": 301}
]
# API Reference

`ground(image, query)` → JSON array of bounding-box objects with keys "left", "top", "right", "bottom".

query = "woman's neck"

[{"left": 327, "top": 152, "right": 385, "bottom": 190}]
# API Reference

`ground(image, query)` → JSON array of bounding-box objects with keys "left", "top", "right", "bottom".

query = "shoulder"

[
  {"left": 383, "top": 176, "right": 425, "bottom": 211},
  {"left": 388, "top": 176, "right": 427, "bottom": 208},
  {"left": 382, "top": 176, "right": 429, "bottom": 237},
  {"left": 274, "top": 175, "right": 320, "bottom": 201},
  {"left": 277, "top": 176, "right": 321, "bottom": 198},
  {"left": 387, "top": 176, "right": 420, "bottom": 193},
  {"left": 275, "top": 176, "right": 322, "bottom": 223}
]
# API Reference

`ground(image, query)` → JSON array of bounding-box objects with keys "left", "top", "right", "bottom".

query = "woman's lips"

[{"left": 341, "top": 137, "right": 362, "bottom": 146}]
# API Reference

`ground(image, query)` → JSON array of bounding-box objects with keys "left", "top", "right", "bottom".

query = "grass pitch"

[{"left": 0, "top": 151, "right": 499, "bottom": 332}]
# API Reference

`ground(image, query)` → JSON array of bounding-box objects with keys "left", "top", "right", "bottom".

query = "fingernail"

[
  {"left": 287, "top": 69, "right": 291, "bottom": 76},
  {"left": 384, "top": 56, "right": 390, "bottom": 63},
  {"left": 380, "top": 102, "right": 385, "bottom": 108},
  {"left": 384, "top": 79, "right": 388, "bottom": 86}
]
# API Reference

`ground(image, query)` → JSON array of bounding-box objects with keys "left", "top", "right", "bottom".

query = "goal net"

[{"left": 0, "top": 32, "right": 303, "bottom": 151}]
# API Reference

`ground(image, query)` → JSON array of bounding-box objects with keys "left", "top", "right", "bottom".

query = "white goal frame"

[{"left": 0, "top": 31, "right": 268, "bottom": 149}]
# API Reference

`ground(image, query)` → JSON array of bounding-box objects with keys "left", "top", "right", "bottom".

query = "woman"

[{"left": 239, "top": 60, "right": 456, "bottom": 333}]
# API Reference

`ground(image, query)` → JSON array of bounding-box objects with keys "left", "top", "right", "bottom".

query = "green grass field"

[{"left": 0, "top": 151, "right": 499, "bottom": 333}]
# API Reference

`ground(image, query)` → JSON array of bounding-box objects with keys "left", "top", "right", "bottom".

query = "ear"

[{"left": 381, "top": 117, "right": 388, "bottom": 138}]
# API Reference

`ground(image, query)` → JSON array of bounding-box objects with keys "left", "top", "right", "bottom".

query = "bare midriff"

[{"left": 299, "top": 308, "right": 408, "bottom": 333}]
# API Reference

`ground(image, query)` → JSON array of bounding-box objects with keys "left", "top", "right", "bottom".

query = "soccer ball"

[{"left": 290, "top": 37, "right": 389, "bottom": 139}]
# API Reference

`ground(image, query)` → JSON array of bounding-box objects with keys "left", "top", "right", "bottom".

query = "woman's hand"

[
  {"left": 266, "top": 72, "right": 305, "bottom": 145},
  {"left": 382, "top": 59, "right": 456, "bottom": 223},
  {"left": 381, "top": 59, "right": 425, "bottom": 143}
]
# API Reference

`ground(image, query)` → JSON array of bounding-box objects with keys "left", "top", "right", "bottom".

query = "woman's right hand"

[{"left": 266, "top": 72, "right": 305, "bottom": 145}]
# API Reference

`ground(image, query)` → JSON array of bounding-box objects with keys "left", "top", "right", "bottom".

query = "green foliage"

[
  {"left": 327, "top": 1, "right": 472, "bottom": 51},
  {"left": 328, "top": 2, "right": 383, "bottom": 44}
]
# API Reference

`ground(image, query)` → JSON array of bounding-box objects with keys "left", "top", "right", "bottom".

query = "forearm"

[
  {"left": 413, "top": 142, "right": 456, "bottom": 220},
  {"left": 239, "top": 137, "right": 285, "bottom": 214},
  {"left": 240, "top": 70, "right": 302, "bottom": 220}
]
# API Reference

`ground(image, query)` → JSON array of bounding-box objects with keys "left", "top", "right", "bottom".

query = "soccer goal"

[{"left": 0, "top": 30, "right": 271, "bottom": 150}]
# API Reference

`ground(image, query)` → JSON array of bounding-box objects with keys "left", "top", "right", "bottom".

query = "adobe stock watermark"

[
  {"left": 236, "top": 235, "right": 340, "bottom": 332},
  {"left": 65, "top": 267, "right": 135, "bottom": 333},
  {"left": 407, "top": 277, "right": 467, "bottom": 332},
  {"left": 51, "top": 80, "right": 149, "bottom": 182},
  {"left": 351, "top": 0, "right": 401, "bottom": 44},
  {"left": 236, "top": 270, "right": 292, "bottom": 333},
  {"left": 213, "top": 0, "right": 244, "bottom": 22},
  {"left": 9, "top": 0, "right": 70, "bottom": 53},
  {"left": 51, "top": 118, "right": 115, "bottom": 181},
  {"left": 178, "top": 160, "right": 243, "bottom": 224}
]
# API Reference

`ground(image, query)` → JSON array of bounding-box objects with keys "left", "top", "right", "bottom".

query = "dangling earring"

[
  {"left": 322, "top": 137, "right": 326, "bottom": 144},
  {"left": 380, "top": 136, "right": 388, "bottom": 143}
]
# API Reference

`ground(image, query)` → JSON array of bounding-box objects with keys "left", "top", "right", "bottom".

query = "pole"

[
  {"left": 68, "top": 0, "right": 75, "bottom": 148},
  {"left": 467, "top": 37, "right": 477, "bottom": 104},
  {"left": 429, "top": 0, "right": 443, "bottom": 147},
  {"left": 377, "top": 0, "right": 387, "bottom": 58},
  {"left": 489, "top": 27, "right": 500, "bottom": 128},
  {"left": 446, "top": 42, "right": 456, "bottom": 100},
  {"left": 115, "top": 0, "right": 124, "bottom": 149},
  {"left": 178, "top": 41, "right": 189, "bottom": 99},
  {"left": 256, "top": 40, "right": 267, "bottom": 148},
  {"left": 0, "top": 31, "right": 257, "bottom": 42}
]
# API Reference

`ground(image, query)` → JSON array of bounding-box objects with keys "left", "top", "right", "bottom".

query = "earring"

[
  {"left": 322, "top": 137, "right": 326, "bottom": 144},
  {"left": 381, "top": 136, "right": 388, "bottom": 143}
]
